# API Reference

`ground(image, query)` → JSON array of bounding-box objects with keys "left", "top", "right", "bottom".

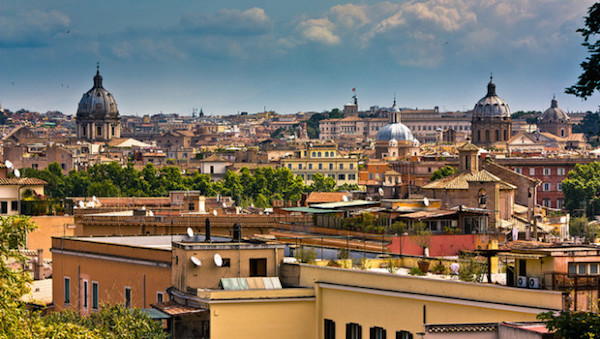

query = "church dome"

[
  {"left": 472, "top": 77, "right": 510, "bottom": 118},
  {"left": 376, "top": 123, "right": 419, "bottom": 146},
  {"left": 76, "top": 65, "right": 119, "bottom": 120},
  {"left": 540, "top": 97, "right": 569, "bottom": 123}
]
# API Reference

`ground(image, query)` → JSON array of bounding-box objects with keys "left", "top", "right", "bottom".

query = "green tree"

[
  {"left": 562, "top": 162, "right": 600, "bottom": 216},
  {"left": 410, "top": 221, "right": 432, "bottom": 254},
  {"left": 538, "top": 311, "right": 600, "bottom": 338},
  {"left": 430, "top": 165, "right": 458, "bottom": 181},
  {"left": 309, "top": 173, "right": 336, "bottom": 192},
  {"left": 566, "top": 2, "right": 600, "bottom": 99}
]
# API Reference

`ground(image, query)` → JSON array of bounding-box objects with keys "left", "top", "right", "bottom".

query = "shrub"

[
  {"left": 432, "top": 261, "right": 448, "bottom": 275},
  {"left": 409, "top": 267, "right": 425, "bottom": 276},
  {"left": 458, "top": 255, "right": 486, "bottom": 282},
  {"left": 295, "top": 247, "right": 317, "bottom": 264},
  {"left": 385, "top": 257, "right": 399, "bottom": 273}
]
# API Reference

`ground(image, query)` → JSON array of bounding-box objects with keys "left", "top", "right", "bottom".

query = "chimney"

[
  {"left": 232, "top": 223, "right": 241, "bottom": 242},
  {"left": 34, "top": 249, "right": 44, "bottom": 280},
  {"left": 205, "top": 218, "right": 211, "bottom": 242}
]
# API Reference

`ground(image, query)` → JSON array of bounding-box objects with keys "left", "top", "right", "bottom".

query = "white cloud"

[
  {"left": 0, "top": 9, "right": 70, "bottom": 47},
  {"left": 329, "top": 4, "right": 370, "bottom": 29},
  {"left": 298, "top": 18, "right": 341, "bottom": 45},
  {"left": 181, "top": 7, "right": 272, "bottom": 35}
]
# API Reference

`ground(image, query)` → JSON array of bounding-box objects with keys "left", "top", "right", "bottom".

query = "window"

[
  {"left": 543, "top": 168, "right": 551, "bottom": 176},
  {"left": 368, "top": 173, "right": 374, "bottom": 180},
  {"left": 346, "top": 323, "right": 362, "bottom": 339},
  {"left": 210, "top": 165, "right": 215, "bottom": 174},
  {"left": 288, "top": 164, "right": 292, "bottom": 169},
  {"left": 0, "top": 202, "right": 7, "bottom": 214},
  {"left": 338, "top": 174, "right": 346, "bottom": 180},
  {"left": 309, "top": 164, "right": 313, "bottom": 170},
  {"left": 579, "top": 265, "right": 587, "bottom": 275},
  {"left": 329, "top": 164, "right": 333, "bottom": 170},
  {"left": 298, "top": 164, "right": 303, "bottom": 170},
  {"left": 64, "top": 277, "right": 71, "bottom": 304},
  {"left": 157, "top": 292, "right": 164, "bottom": 303},
  {"left": 350, "top": 163, "right": 354, "bottom": 169},
  {"left": 592, "top": 264, "right": 599, "bottom": 274},
  {"left": 325, "top": 152, "right": 329, "bottom": 157},
  {"left": 557, "top": 199, "right": 564, "bottom": 209},
  {"left": 318, "top": 152, "right": 322, "bottom": 157},
  {"left": 514, "top": 167, "right": 522, "bottom": 174},
  {"left": 543, "top": 199, "right": 551, "bottom": 207},
  {"left": 349, "top": 174, "right": 356, "bottom": 180},
  {"left": 83, "top": 280, "right": 88, "bottom": 309},
  {"left": 370, "top": 326, "right": 386, "bottom": 339},
  {"left": 319, "top": 164, "right": 323, "bottom": 170},
  {"left": 519, "top": 259, "right": 527, "bottom": 276},
  {"left": 557, "top": 183, "right": 563, "bottom": 191},
  {"left": 558, "top": 168, "right": 565, "bottom": 176},
  {"left": 312, "top": 152, "right": 316, "bottom": 157},
  {"left": 543, "top": 183, "right": 551, "bottom": 191},
  {"left": 396, "top": 331, "right": 413, "bottom": 339},
  {"left": 324, "top": 319, "right": 336, "bottom": 339},
  {"left": 92, "top": 282, "right": 99, "bottom": 310},
  {"left": 124, "top": 287, "right": 131, "bottom": 308},
  {"left": 11, "top": 201, "right": 18, "bottom": 211},
  {"left": 529, "top": 168, "right": 535, "bottom": 176},
  {"left": 249, "top": 258, "right": 267, "bottom": 277},
  {"left": 340, "top": 163, "right": 344, "bottom": 170},
  {"left": 96, "top": 126, "right": 102, "bottom": 136}
]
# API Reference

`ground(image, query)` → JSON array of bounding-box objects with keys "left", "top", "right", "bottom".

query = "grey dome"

[
  {"left": 376, "top": 122, "right": 419, "bottom": 145},
  {"left": 541, "top": 97, "right": 569, "bottom": 123},
  {"left": 77, "top": 67, "right": 119, "bottom": 119},
  {"left": 472, "top": 78, "right": 510, "bottom": 118}
]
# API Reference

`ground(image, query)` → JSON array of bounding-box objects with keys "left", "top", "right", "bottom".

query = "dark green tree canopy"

[
  {"left": 430, "top": 165, "right": 458, "bottom": 181},
  {"left": 566, "top": 2, "right": 600, "bottom": 99}
]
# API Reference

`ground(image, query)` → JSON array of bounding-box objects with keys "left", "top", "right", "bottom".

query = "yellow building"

[{"left": 280, "top": 142, "right": 359, "bottom": 186}]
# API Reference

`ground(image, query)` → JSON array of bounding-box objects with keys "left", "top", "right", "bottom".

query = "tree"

[
  {"left": 430, "top": 165, "right": 457, "bottom": 181},
  {"left": 566, "top": 3, "right": 600, "bottom": 99},
  {"left": 309, "top": 173, "right": 336, "bottom": 192},
  {"left": 0, "top": 215, "right": 166, "bottom": 338},
  {"left": 410, "top": 221, "right": 432, "bottom": 255},
  {"left": 562, "top": 162, "right": 600, "bottom": 216},
  {"left": 538, "top": 311, "right": 600, "bottom": 338}
]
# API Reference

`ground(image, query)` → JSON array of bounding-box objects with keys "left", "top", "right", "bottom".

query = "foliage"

[
  {"left": 410, "top": 221, "right": 432, "bottom": 251},
  {"left": 385, "top": 257, "right": 399, "bottom": 274},
  {"left": 566, "top": 2, "right": 600, "bottom": 99},
  {"left": 511, "top": 110, "right": 541, "bottom": 120},
  {"left": 337, "top": 247, "right": 350, "bottom": 260},
  {"left": 308, "top": 173, "right": 336, "bottom": 192},
  {"left": 570, "top": 216, "right": 600, "bottom": 241},
  {"left": 409, "top": 267, "right": 425, "bottom": 276},
  {"left": 340, "top": 213, "right": 387, "bottom": 233},
  {"left": 572, "top": 112, "right": 600, "bottom": 143},
  {"left": 0, "top": 216, "right": 166, "bottom": 338},
  {"left": 294, "top": 247, "right": 317, "bottom": 264},
  {"left": 389, "top": 221, "right": 407, "bottom": 235},
  {"left": 336, "top": 183, "right": 361, "bottom": 191},
  {"left": 431, "top": 261, "right": 448, "bottom": 275},
  {"left": 538, "top": 310, "right": 600, "bottom": 338},
  {"left": 351, "top": 257, "right": 370, "bottom": 270},
  {"left": 430, "top": 165, "right": 458, "bottom": 181},
  {"left": 458, "top": 255, "right": 486, "bottom": 282},
  {"left": 562, "top": 162, "right": 600, "bottom": 216},
  {"left": 326, "top": 260, "right": 342, "bottom": 267}
]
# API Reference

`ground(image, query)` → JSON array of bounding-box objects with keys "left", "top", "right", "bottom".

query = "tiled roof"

[
  {"left": 200, "top": 154, "right": 229, "bottom": 162},
  {"left": 423, "top": 170, "right": 515, "bottom": 190},
  {"left": 306, "top": 192, "right": 350, "bottom": 204},
  {"left": 427, "top": 323, "right": 497, "bottom": 333},
  {"left": 457, "top": 142, "right": 480, "bottom": 152},
  {"left": 0, "top": 178, "right": 47, "bottom": 185}
]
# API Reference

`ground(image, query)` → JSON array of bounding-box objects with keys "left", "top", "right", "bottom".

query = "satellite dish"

[
  {"left": 190, "top": 256, "right": 202, "bottom": 266},
  {"left": 89, "top": 201, "right": 96, "bottom": 208},
  {"left": 4, "top": 160, "right": 13, "bottom": 169},
  {"left": 378, "top": 187, "right": 384, "bottom": 196},
  {"left": 92, "top": 195, "right": 97, "bottom": 202},
  {"left": 251, "top": 203, "right": 254, "bottom": 208},
  {"left": 13, "top": 169, "right": 20, "bottom": 178},
  {"left": 78, "top": 201, "right": 85, "bottom": 208},
  {"left": 141, "top": 206, "right": 146, "bottom": 211},
  {"left": 148, "top": 211, "right": 154, "bottom": 217},
  {"left": 187, "top": 227, "right": 194, "bottom": 238},
  {"left": 222, "top": 202, "right": 227, "bottom": 208},
  {"left": 214, "top": 253, "right": 223, "bottom": 267},
  {"left": 213, "top": 209, "right": 218, "bottom": 216},
  {"left": 423, "top": 197, "right": 430, "bottom": 207}
]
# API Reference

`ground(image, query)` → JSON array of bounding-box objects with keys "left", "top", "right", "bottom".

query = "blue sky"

[{"left": 0, "top": 0, "right": 598, "bottom": 116}]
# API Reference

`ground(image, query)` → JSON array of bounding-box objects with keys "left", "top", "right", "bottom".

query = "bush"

[
  {"left": 389, "top": 221, "right": 407, "bottom": 235},
  {"left": 409, "top": 267, "right": 425, "bottom": 276},
  {"left": 458, "top": 255, "right": 486, "bottom": 282},
  {"left": 295, "top": 247, "right": 317, "bottom": 264},
  {"left": 352, "top": 257, "right": 370, "bottom": 270},
  {"left": 385, "top": 257, "right": 399, "bottom": 274},
  {"left": 337, "top": 248, "right": 349, "bottom": 260},
  {"left": 431, "top": 261, "right": 448, "bottom": 275}
]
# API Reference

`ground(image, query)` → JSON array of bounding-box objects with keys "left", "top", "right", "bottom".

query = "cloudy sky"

[{"left": 0, "top": 0, "right": 598, "bottom": 116}]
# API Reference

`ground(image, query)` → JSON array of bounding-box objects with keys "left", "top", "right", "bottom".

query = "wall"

[
  {"left": 388, "top": 234, "right": 491, "bottom": 256},
  {"left": 28, "top": 216, "right": 75, "bottom": 259},
  {"left": 51, "top": 238, "right": 171, "bottom": 314}
]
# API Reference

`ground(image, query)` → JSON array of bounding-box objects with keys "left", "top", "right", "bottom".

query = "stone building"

[
  {"left": 471, "top": 77, "right": 512, "bottom": 148},
  {"left": 76, "top": 65, "right": 122, "bottom": 142},
  {"left": 374, "top": 99, "right": 420, "bottom": 159},
  {"left": 537, "top": 97, "right": 571, "bottom": 138}
]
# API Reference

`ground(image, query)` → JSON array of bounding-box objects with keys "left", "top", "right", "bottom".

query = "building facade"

[{"left": 471, "top": 77, "right": 512, "bottom": 148}]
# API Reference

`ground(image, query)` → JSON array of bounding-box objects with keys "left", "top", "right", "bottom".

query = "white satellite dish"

[
  {"left": 92, "top": 195, "right": 97, "bottom": 202},
  {"left": 251, "top": 203, "right": 254, "bottom": 208},
  {"left": 378, "top": 187, "right": 384, "bottom": 196},
  {"left": 13, "top": 169, "right": 20, "bottom": 178},
  {"left": 78, "top": 201, "right": 85, "bottom": 208},
  {"left": 187, "top": 227, "right": 194, "bottom": 238},
  {"left": 423, "top": 197, "right": 430, "bottom": 207},
  {"left": 148, "top": 211, "right": 154, "bottom": 217},
  {"left": 141, "top": 206, "right": 146, "bottom": 211},
  {"left": 4, "top": 160, "right": 13, "bottom": 169},
  {"left": 222, "top": 202, "right": 227, "bottom": 208},
  {"left": 89, "top": 201, "right": 96, "bottom": 208},
  {"left": 214, "top": 253, "right": 223, "bottom": 267},
  {"left": 342, "top": 195, "right": 349, "bottom": 202},
  {"left": 213, "top": 209, "right": 218, "bottom": 216},
  {"left": 190, "top": 256, "right": 202, "bottom": 266}
]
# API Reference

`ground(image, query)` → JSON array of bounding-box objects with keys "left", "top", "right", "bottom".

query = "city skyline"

[{"left": 1, "top": 0, "right": 599, "bottom": 116}]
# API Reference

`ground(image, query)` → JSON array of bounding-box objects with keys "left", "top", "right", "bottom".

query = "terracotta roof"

[
  {"left": 400, "top": 210, "right": 457, "bottom": 219},
  {"left": 0, "top": 178, "right": 47, "bottom": 185},
  {"left": 152, "top": 301, "right": 207, "bottom": 316},
  {"left": 457, "top": 142, "right": 480, "bottom": 152},
  {"left": 423, "top": 170, "right": 515, "bottom": 190},
  {"left": 306, "top": 192, "right": 350, "bottom": 204},
  {"left": 200, "top": 154, "right": 230, "bottom": 163}
]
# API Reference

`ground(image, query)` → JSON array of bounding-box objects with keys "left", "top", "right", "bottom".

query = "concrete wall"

[
  {"left": 388, "top": 234, "right": 482, "bottom": 256},
  {"left": 28, "top": 216, "right": 75, "bottom": 259}
]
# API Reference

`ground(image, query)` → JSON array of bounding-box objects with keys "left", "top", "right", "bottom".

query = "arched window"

[
  {"left": 504, "top": 130, "right": 508, "bottom": 140},
  {"left": 495, "top": 130, "right": 499, "bottom": 141},
  {"left": 561, "top": 129, "right": 565, "bottom": 137},
  {"left": 477, "top": 130, "right": 481, "bottom": 141},
  {"left": 485, "top": 130, "right": 490, "bottom": 141},
  {"left": 318, "top": 152, "right": 322, "bottom": 157},
  {"left": 324, "top": 152, "right": 329, "bottom": 157}
]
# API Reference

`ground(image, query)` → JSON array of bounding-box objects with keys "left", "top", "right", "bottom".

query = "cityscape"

[{"left": 1, "top": 0, "right": 600, "bottom": 338}]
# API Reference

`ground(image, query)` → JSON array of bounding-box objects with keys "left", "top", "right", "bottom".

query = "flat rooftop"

[{"left": 71, "top": 234, "right": 231, "bottom": 250}]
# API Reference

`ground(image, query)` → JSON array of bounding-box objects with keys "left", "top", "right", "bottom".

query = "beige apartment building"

[{"left": 280, "top": 142, "right": 359, "bottom": 186}]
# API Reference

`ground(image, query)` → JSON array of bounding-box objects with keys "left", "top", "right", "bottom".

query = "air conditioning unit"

[
  {"left": 517, "top": 276, "right": 528, "bottom": 288},
  {"left": 528, "top": 277, "right": 540, "bottom": 289}
]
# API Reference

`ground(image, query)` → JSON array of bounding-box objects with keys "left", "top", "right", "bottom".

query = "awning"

[
  {"left": 151, "top": 301, "right": 207, "bottom": 316},
  {"left": 496, "top": 252, "right": 549, "bottom": 260},
  {"left": 138, "top": 308, "right": 171, "bottom": 320}
]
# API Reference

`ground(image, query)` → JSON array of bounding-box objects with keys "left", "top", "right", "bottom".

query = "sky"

[{"left": 0, "top": 0, "right": 598, "bottom": 116}]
